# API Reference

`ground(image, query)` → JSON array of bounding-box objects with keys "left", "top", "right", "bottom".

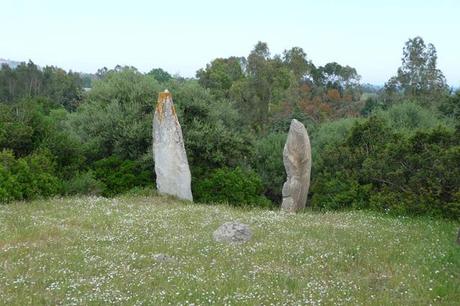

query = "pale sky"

[{"left": 1, "top": 0, "right": 459, "bottom": 86}]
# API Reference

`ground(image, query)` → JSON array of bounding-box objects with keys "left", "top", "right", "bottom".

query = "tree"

[
  {"left": 68, "top": 67, "right": 161, "bottom": 161},
  {"left": 0, "top": 61, "right": 83, "bottom": 110},
  {"left": 384, "top": 36, "right": 448, "bottom": 104},
  {"left": 148, "top": 68, "right": 172, "bottom": 83},
  {"left": 313, "top": 62, "right": 360, "bottom": 93},
  {"left": 196, "top": 57, "right": 245, "bottom": 98},
  {"left": 282, "top": 47, "right": 314, "bottom": 81},
  {"left": 42, "top": 66, "right": 83, "bottom": 111},
  {"left": 234, "top": 42, "right": 283, "bottom": 130}
]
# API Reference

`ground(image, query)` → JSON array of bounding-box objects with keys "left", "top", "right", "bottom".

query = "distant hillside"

[{"left": 0, "top": 58, "right": 22, "bottom": 69}]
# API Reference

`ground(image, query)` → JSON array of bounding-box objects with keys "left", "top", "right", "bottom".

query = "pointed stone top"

[
  {"left": 290, "top": 118, "right": 307, "bottom": 133},
  {"left": 158, "top": 89, "right": 172, "bottom": 102}
]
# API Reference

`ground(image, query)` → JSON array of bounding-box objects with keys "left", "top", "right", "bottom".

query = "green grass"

[{"left": 0, "top": 193, "right": 459, "bottom": 305}]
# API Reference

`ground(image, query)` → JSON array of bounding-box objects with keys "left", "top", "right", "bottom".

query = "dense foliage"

[
  {"left": 0, "top": 61, "right": 82, "bottom": 111},
  {"left": 0, "top": 149, "right": 60, "bottom": 202},
  {"left": 194, "top": 167, "right": 271, "bottom": 207},
  {"left": 0, "top": 37, "right": 458, "bottom": 219},
  {"left": 92, "top": 156, "right": 152, "bottom": 197},
  {"left": 311, "top": 116, "right": 459, "bottom": 218}
]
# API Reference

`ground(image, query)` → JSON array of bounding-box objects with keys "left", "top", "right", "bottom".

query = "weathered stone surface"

[
  {"left": 281, "top": 119, "right": 312, "bottom": 213},
  {"left": 153, "top": 90, "right": 193, "bottom": 201},
  {"left": 153, "top": 253, "right": 176, "bottom": 263},
  {"left": 213, "top": 222, "right": 252, "bottom": 243}
]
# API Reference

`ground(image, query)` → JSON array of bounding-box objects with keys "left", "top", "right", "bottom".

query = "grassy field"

[{"left": 0, "top": 193, "right": 459, "bottom": 305}]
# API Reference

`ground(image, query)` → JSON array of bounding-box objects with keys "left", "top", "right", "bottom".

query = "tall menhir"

[
  {"left": 281, "top": 119, "right": 312, "bottom": 212},
  {"left": 153, "top": 90, "right": 193, "bottom": 201}
]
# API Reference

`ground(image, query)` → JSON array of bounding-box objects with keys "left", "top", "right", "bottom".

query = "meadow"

[{"left": 1, "top": 192, "right": 459, "bottom": 305}]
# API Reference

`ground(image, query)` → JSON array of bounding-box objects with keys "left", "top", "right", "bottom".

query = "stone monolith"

[
  {"left": 281, "top": 119, "right": 312, "bottom": 213},
  {"left": 153, "top": 90, "right": 193, "bottom": 201}
]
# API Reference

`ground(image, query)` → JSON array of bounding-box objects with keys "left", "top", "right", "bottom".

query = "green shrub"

[
  {"left": 252, "top": 132, "right": 286, "bottom": 202},
  {"left": 62, "top": 171, "right": 105, "bottom": 196},
  {"left": 68, "top": 68, "right": 160, "bottom": 162},
  {"left": 373, "top": 101, "right": 454, "bottom": 135},
  {"left": 311, "top": 117, "right": 460, "bottom": 219},
  {"left": 194, "top": 167, "right": 271, "bottom": 207},
  {"left": 310, "top": 117, "right": 360, "bottom": 158},
  {"left": 0, "top": 150, "right": 21, "bottom": 202},
  {"left": 13, "top": 150, "right": 61, "bottom": 200},
  {"left": 0, "top": 149, "right": 60, "bottom": 202},
  {"left": 439, "top": 91, "right": 460, "bottom": 128},
  {"left": 92, "top": 156, "right": 153, "bottom": 197},
  {"left": 185, "top": 120, "right": 254, "bottom": 177},
  {"left": 39, "top": 108, "right": 86, "bottom": 180},
  {"left": 311, "top": 174, "right": 372, "bottom": 210},
  {"left": 169, "top": 82, "right": 254, "bottom": 177},
  {"left": 0, "top": 100, "right": 49, "bottom": 157},
  {"left": 361, "top": 97, "right": 385, "bottom": 116},
  {"left": 0, "top": 99, "right": 86, "bottom": 183}
]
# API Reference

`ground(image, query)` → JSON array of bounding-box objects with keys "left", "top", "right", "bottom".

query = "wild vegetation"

[
  {"left": 0, "top": 193, "right": 458, "bottom": 304},
  {"left": 0, "top": 37, "right": 459, "bottom": 219}
]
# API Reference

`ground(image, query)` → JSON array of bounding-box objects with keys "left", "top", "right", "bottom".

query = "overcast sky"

[{"left": 2, "top": 0, "right": 459, "bottom": 86}]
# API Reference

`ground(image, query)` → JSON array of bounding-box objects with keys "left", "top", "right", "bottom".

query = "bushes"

[
  {"left": 194, "top": 167, "right": 271, "bottom": 207},
  {"left": 439, "top": 91, "right": 460, "bottom": 125},
  {"left": 15, "top": 151, "right": 61, "bottom": 199},
  {"left": 0, "top": 100, "right": 50, "bottom": 157},
  {"left": 92, "top": 156, "right": 153, "bottom": 197},
  {"left": 310, "top": 117, "right": 360, "bottom": 158},
  {"left": 1, "top": 70, "right": 267, "bottom": 206},
  {"left": 185, "top": 120, "right": 254, "bottom": 177},
  {"left": 62, "top": 171, "right": 105, "bottom": 196},
  {"left": 311, "top": 116, "right": 460, "bottom": 219},
  {"left": 252, "top": 132, "right": 286, "bottom": 202},
  {"left": 0, "top": 151, "right": 152, "bottom": 201},
  {"left": 0, "top": 149, "right": 60, "bottom": 202},
  {"left": 311, "top": 174, "right": 372, "bottom": 210},
  {"left": 0, "top": 151, "right": 20, "bottom": 202},
  {"left": 68, "top": 67, "right": 160, "bottom": 162},
  {"left": 372, "top": 101, "right": 454, "bottom": 135},
  {"left": 170, "top": 81, "right": 254, "bottom": 172},
  {"left": 1, "top": 64, "right": 458, "bottom": 220}
]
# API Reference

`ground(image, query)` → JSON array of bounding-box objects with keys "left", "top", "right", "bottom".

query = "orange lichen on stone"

[
  {"left": 155, "top": 90, "right": 172, "bottom": 121},
  {"left": 158, "top": 90, "right": 172, "bottom": 102}
]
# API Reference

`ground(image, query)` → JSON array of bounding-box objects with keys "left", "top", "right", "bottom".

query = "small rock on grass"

[
  {"left": 153, "top": 253, "right": 176, "bottom": 263},
  {"left": 213, "top": 222, "right": 252, "bottom": 244}
]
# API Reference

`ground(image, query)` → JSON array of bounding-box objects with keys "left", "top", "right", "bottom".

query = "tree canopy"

[{"left": 384, "top": 36, "right": 448, "bottom": 105}]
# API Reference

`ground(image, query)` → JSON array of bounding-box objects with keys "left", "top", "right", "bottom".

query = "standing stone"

[
  {"left": 153, "top": 90, "right": 193, "bottom": 201},
  {"left": 281, "top": 119, "right": 312, "bottom": 213}
]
